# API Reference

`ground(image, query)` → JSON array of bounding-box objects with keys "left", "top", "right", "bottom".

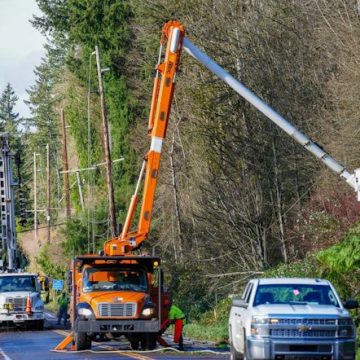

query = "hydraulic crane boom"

[
  {"left": 105, "top": 19, "right": 360, "bottom": 257},
  {"left": 104, "top": 21, "right": 185, "bottom": 255},
  {"left": 181, "top": 38, "right": 360, "bottom": 200}
]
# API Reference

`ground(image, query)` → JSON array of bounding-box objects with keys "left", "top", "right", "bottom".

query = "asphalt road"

[{"left": 0, "top": 313, "right": 229, "bottom": 360}]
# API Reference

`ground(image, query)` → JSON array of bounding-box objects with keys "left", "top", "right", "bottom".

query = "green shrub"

[{"left": 35, "top": 244, "right": 66, "bottom": 279}]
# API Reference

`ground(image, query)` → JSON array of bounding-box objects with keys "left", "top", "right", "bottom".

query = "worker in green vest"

[
  {"left": 57, "top": 291, "right": 69, "bottom": 326},
  {"left": 168, "top": 301, "right": 185, "bottom": 351}
]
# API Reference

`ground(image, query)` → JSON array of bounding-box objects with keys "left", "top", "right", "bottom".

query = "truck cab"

[
  {"left": 0, "top": 273, "right": 45, "bottom": 329},
  {"left": 229, "top": 278, "right": 358, "bottom": 360},
  {"left": 69, "top": 255, "right": 169, "bottom": 351}
]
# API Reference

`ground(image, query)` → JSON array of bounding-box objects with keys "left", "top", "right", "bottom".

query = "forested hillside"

[{"left": 5, "top": 0, "right": 359, "bottom": 319}]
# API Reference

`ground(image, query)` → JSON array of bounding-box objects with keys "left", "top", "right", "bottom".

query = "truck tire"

[
  {"left": 229, "top": 326, "right": 242, "bottom": 360},
  {"left": 243, "top": 334, "right": 250, "bottom": 360},
  {"left": 230, "top": 343, "right": 242, "bottom": 360},
  {"left": 74, "top": 331, "right": 91, "bottom": 351},
  {"left": 130, "top": 340, "right": 140, "bottom": 350},
  {"left": 35, "top": 320, "right": 44, "bottom": 330},
  {"left": 141, "top": 334, "right": 156, "bottom": 350}
]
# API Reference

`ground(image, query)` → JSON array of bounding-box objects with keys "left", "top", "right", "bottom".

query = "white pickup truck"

[
  {"left": 229, "top": 278, "right": 358, "bottom": 360},
  {"left": 0, "top": 273, "right": 45, "bottom": 329}
]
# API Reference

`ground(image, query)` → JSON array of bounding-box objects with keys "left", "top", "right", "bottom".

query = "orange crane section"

[{"left": 104, "top": 21, "right": 185, "bottom": 256}]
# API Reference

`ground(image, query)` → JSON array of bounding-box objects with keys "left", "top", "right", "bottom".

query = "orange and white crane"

[{"left": 104, "top": 21, "right": 185, "bottom": 256}]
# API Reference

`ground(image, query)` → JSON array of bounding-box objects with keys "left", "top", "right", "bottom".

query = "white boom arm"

[{"left": 183, "top": 38, "right": 360, "bottom": 201}]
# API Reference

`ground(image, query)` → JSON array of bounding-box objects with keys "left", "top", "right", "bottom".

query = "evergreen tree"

[
  {"left": 0, "top": 84, "right": 28, "bottom": 225},
  {"left": 0, "top": 83, "right": 20, "bottom": 134}
]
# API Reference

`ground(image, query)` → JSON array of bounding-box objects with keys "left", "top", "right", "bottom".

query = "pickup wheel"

[
  {"left": 74, "top": 331, "right": 91, "bottom": 351},
  {"left": 243, "top": 334, "right": 250, "bottom": 360},
  {"left": 229, "top": 326, "right": 243, "bottom": 360},
  {"left": 230, "top": 343, "right": 242, "bottom": 360}
]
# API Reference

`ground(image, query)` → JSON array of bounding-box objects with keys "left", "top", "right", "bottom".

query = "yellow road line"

[
  {"left": 52, "top": 329, "right": 153, "bottom": 359},
  {"left": 52, "top": 329, "right": 69, "bottom": 337},
  {"left": 100, "top": 345, "right": 153, "bottom": 360}
]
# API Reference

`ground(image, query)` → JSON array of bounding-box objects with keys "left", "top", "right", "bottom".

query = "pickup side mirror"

[
  {"left": 343, "top": 299, "right": 359, "bottom": 309},
  {"left": 232, "top": 299, "right": 248, "bottom": 308}
]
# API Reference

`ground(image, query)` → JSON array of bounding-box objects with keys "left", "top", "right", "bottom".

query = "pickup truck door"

[{"left": 231, "top": 281, "right": 253, "bottom": 353}]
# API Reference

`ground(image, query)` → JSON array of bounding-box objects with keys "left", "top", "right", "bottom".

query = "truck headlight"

[
  {"left": 251, "top": 316, "right": 269, "bottom": 336},
  {"left": 338, "top": 327, "right": 353, "bottom": 337},
  {"left": 78, "top": 308, "right": 93, "bottom": 317},
  {"left": 142, "top": 307, "right": 155, "bottom": 317},
  {"left": 251, "top": 315, "right": 269, "bottom": 324},
  {"left": 141, "top": 300, "right": 156, "bottom": 318},
  {"left": 3, "top": 303, "right": 14, "bottom": 310},
  {"left": 77, "top": 303, "right": 94, "bottom": 319}
]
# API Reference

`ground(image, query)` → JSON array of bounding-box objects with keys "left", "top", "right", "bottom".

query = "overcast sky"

[{"left": 0, "top": 0, "right": 46, "bottom": 118}]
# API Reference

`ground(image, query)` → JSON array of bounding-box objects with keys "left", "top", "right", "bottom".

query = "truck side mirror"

[
  {"left": 343, "top": 299, "right": 359, "bottom": 309},
  {"left": 232, "top": 299, "right": 248, "bottom": 308}
]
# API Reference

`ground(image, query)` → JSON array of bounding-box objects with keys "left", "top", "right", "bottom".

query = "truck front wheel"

[
  {"left": 141, "top": 334, "right": 156, "bottom": 350},
  {"left": 230, "top": 344, "right": 242, "bottom": 360},
  {"left": 74, "top": 331, "right": 91, "bottom": 351},
  {"left": 35, "top": 320, "right": 44, "bottom": 330},
  {"left": 229, "top": 326, "right": 242, "bottom": 360},
  {"left": 242, "top": 334, "right": 250, "bottom": 360},
  {"left": 130, "top": 340, "right": 140, "bottom": 350}
]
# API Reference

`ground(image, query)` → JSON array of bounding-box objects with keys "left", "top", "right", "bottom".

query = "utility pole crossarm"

[{"left": 183, "top": 38, "right": 360, "bottom": 201}]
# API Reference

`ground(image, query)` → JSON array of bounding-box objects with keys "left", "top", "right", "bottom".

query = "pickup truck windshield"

[
  {"left": 83, "top": 267, "right": 147, "bottom": 292},
  {"left": 0, "top": 276, "right": 36, "bottom": 292},
  {"left": 254, "top": 284, "right": 339, "bottom": 307}
]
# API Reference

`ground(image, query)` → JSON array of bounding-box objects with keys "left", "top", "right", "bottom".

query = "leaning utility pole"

[
  {"left": 46, "top": 143, "right": 51, "bottom": 244},
  {"left": 60, "top": 109, "right": 71, "bottom": 218},
  {"left": 95, "top": 45, "right": 116, "bottom": 237}
]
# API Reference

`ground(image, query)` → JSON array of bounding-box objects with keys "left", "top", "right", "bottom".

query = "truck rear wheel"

[
  {"left": 74, "top": 331, "right": 91, "bottom": 351},
  {"left": 141, "top": 334, "right": 156, "bottom": 350}
]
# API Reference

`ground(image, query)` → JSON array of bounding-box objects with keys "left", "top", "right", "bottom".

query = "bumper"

[
  {"left": 247, "top": 337, "right": 356, "bottom": 360},
  {"left": 75, "top": 319, "right": 160, "bottom": 333},
  {"left": 0, "top": 312, "right": 44, "bottom": 323}
]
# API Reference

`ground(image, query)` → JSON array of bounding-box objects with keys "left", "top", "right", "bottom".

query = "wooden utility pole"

[
  {"left": 95, "top": 45, "right": 116, "bottom": 237},
  {"left": 33, "top": 152, "right": 38, "bottom": 244},
  {"left": 60, "top": 109, "right": 71, "bottom": 217},
  {"left": 46, "top": 143, "right": 51, "bottom": 244}
]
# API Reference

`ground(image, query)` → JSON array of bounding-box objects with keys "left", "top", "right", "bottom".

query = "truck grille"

[
  {"left": 6, "top": 297, "right": 26, "bottom": 311},
  {"left": 275, "top": 318, "right": 336, "bottom": 325},
  {"left": 270, "top": 329, "right": 336, "bottom": 338},
  {"left": 98, "top": 303, "right": 136, "bottom": 317}
]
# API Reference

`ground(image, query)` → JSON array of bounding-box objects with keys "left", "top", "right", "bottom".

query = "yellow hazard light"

[
  {"left": 270, "top": 318, "right": 279, "bottom": 324},
  {"left": 3, "top": 303, "right": 14, "bottom": 310}
]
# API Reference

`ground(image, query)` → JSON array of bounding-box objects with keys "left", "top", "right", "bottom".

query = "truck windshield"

[
  {"left": 254, "top": 284, "right": 340, "bottom": 307},
  {"left": 0, "top": 276, "right": 36, "bottom": 292},
  {"left": 83, "top": 267, "right": 147, "bottom": 292}
]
